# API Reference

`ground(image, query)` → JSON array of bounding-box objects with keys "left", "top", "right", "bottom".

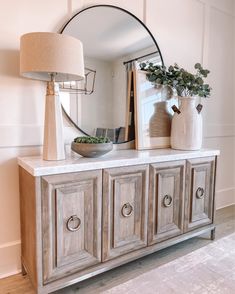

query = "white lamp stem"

[{"left": 43, "top": 81, "right": 65, "bottom": 160}]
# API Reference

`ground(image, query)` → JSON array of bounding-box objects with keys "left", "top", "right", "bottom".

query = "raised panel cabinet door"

[
  {"left": 42, "top": 170, "right": 102, "bottom": 283},
  {"left": 148, "top": 161, "right": 185, "bottom": 245},
  {"left": 102, "top": 165, "right": 148, "bottom": 261},
  {"left": 184, "top": 157, "right": 216, "bottom": 232}
]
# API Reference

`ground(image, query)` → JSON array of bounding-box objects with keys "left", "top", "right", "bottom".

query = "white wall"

[
  {"left": 0, "top": 0, "right": 234, "bottom": 278},
  {"left": 147, "top": 0, "right": 235, "bottom": 209}
]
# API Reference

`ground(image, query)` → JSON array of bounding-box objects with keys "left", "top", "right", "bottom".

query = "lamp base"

[{"left": 43, "top": 81, "right": 65, "bottom": 161}]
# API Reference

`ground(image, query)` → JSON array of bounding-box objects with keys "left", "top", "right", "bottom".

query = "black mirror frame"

[{"left": 60, "top": 4, "right": 164, "bottom": 144}]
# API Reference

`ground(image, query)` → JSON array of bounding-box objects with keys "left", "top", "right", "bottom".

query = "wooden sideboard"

[{"left": 18, "top": 148, "right": 219, "bottom": 293}]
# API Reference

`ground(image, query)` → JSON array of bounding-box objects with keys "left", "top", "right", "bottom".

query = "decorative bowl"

[{"left": 71, "top": 141, "right": 113, "bottom": 158}]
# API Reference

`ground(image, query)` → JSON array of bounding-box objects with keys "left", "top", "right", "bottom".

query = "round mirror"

[{"left": 61, "top": 5, "right": 164, "bottom": 143}]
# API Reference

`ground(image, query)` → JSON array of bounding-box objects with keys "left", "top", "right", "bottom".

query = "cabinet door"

[
  {"left": 102, "top": 165, "right": 148, "bottom": 261},
  {"left": 148, "top": 161, "right": 185, "bottom": 245},
  {"left": 184, "top": 157, "right": 216, "bottom": 232},
  {"left": 42, "top": 170, "right": 102, "bottom": 283}
]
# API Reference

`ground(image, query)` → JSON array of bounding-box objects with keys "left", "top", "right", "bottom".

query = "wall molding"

[
  {"left": 195, "top": 0, "right": 235, "bottom": 82},
  {"left": 0, "top": 240, "right": 21, "bottom": 250},
  {"left": 210, "top": 4, "right": 235, "bottom": 19},
  {"left": 0, "top": 125, "right": 43, "bottom": 148},
  {"left": 143, "top": 0, "right": 147, "bottom": 24},
  {"left": 216, "top": 187, "right": 235, "bottom": 209},
  {"left": 194, "top": 0, "right": 206, "bottom": 67},
  {"left": 0, "top": 270, "right": 21, "bottom": 280},
  {"left": 216, "top": 202, "right": 235, "bottom": 210},
  {"left": 0, "top": 240, "right": 21, "bottom": 279},
  {"left": 0, "top": 122, "right": 234, "bottom": 148},
  {"left": 0, "top": 124, "right": 80, "bottom": 148},
  {"left": 195, "top": 0, "right": 235, "bottom": 18},
  {"left": 203, "top": 124, "right": 235, "bottom": 138},
  {"left": 217, "top": 186, "right": 235, "bottom": 193},
  {"left": 1, "top": 0, "right": 235, "bottom": 282}
]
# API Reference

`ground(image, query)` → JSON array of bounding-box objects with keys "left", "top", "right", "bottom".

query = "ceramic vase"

[
  {"left": 171, "top": 97, "right": 202, "bottom": 150},
  {"left": 149, "top": 101, "right": 172, "bottom": 138}
]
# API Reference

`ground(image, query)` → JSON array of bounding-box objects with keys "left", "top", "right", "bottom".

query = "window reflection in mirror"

[{"left": 60, "top": 5, "right": 163, "bottom": 143}]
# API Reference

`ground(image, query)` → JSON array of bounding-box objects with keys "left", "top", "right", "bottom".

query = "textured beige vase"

[
  {"left": 171, "top": 97, "right": 202, "bottom": 150},
  {"left": 149, "top": 101, "right": 172, "bottom": 138}
]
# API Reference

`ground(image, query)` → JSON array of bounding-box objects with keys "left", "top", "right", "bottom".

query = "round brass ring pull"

[
  {"left": 163, "top": 195, "right": 173, "bottom": 207},
  {"left": 196, "top": 187, "right": 205, "bottom": 199},
  {"left": 121, "top": 202, "right": 133, "bottom": 217},
  {"left": 66, "top": 215, "right": 81, "bottom": 232}
]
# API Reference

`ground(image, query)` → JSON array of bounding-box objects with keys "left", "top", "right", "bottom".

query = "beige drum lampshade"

[{"left": 20, "top": 32, "right": 85, "bottom": 82}]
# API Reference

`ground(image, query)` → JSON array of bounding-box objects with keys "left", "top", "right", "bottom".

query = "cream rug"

[{"left": 103, "top": 233, "right": 235, "bottom": 294}]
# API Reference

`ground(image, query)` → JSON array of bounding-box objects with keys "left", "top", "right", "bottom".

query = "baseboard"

[
  {"left": 0, "top": 270, "right": 21, "bottom": 280},
  {"left": 216, "top": 203, "right": 235, "bottom": 210},
  {"left": 0, "top": 240, "right": 21, "bottom": 279},
  {"left": 0, "top": 240, "right": 21, "bottom": 250},
  {"left": 215, "top": 187, "right": 235, "bottom": 210}
]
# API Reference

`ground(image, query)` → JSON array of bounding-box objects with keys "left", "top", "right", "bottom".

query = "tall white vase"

[{"left": 171, "top": 97, "right": 202, "bottom": 150}]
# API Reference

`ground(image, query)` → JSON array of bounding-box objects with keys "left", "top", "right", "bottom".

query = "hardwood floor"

[{"left": 0, "top": 205, "right": 234, "bottom": 294}]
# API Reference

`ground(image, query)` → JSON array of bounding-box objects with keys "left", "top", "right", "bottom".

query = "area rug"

[{"left": 104, "top": 233, "right": 235, "bottom": 294}]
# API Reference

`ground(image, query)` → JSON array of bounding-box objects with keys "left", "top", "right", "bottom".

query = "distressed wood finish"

[
  {"left": 184, "top": 157, "right": 216, "bottom": 232},
  {"left": 41, "top": 170, "right": 102, "bottom": 283},
  {"left": 19, "top": 224, "right": 216, "bottom": 294},
  {"left": 102, "top": 165, "right": 148, "bottom": 261},
  {"left": 19, "top": 167, "right": 43, "bottom": 291},
  {"left": 148, "top": 161, "right": 185, "bottom": 245},
  {"left": 3, "top": 205, "right": 234, "bottom": 294},
  {"left": 18, "top": 152, "right": 218, "bottom": 293}
]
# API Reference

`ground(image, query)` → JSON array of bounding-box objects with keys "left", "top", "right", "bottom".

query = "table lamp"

[{"left": 20, "top": 32, "right": 84, "bottom": 160}]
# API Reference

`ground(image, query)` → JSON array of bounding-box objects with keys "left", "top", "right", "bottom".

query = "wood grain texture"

[
  {"left": 37, "top": 224, "right": 217, "bottom": 293},
  {"left": 19, "top": 167, "right": 43, "bottom": 293},
  {"left": 184, "top": 157, "right": 216, "bottom": 232},
  {"left": 102, "top": 165, "right": 149, "bottom": 261},
  {"left": 148, "top": 160, "right": 185, "bottom": 245},
  {"left": 0, "top": 275, "right": 35, "bottom": 294},
  {"left": 1, "top": 205, "right": 233, "bottom": 294},
  {"left": 17, "top": 155, "right": 218, "bottom": 293},
  {"left": 41, "top": 170, "right": 102, "bottom": 283}
]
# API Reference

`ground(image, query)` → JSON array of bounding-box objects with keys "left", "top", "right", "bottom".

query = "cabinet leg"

[
  {"left": 21, "top": 263, "right": 27, "bottom": 276},
  {"left": 210, "top": 228, "right": 216, "bottom": 240}
]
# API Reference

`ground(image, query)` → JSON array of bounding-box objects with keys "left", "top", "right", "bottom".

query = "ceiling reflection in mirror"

[{"left": 61, "top": 5, "right": 163, "bottom": 143}]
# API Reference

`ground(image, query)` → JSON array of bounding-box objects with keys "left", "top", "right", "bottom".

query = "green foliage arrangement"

[
  {"left": 74, "top": 136, "right": 111, "bottom": 144},
  {"left": 140, "top": 62, "right": 211, "bottom": 98}
]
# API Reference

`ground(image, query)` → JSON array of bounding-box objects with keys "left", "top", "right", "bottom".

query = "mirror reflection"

[{"left": 61, "top": 5, "right": 163, "bottom": 143}]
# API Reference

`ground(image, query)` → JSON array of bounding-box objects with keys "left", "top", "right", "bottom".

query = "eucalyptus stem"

[{"left": 140, "top": 62, "right": 211, "bottom": 98}]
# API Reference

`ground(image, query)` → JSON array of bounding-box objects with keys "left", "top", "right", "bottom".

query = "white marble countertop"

[{"left": 18, "top": 148, "right": 220, "bottom": 177}]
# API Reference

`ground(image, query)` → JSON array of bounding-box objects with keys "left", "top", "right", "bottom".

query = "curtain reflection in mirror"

[{"left": 60, "top": 5, "right": 164, "bottom": 144}]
